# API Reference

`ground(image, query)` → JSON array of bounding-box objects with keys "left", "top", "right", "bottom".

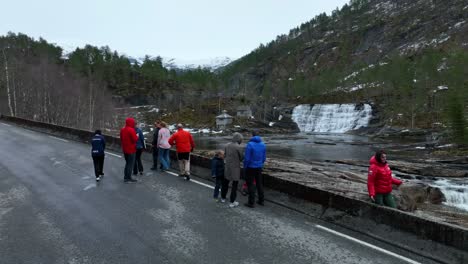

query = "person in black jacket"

[
  {"left": 91, "top": 130, "right": 106, "bottom": 182},
  {"left": 211, "top": 150, "right": 225, "bottom": 201},
  {"left": 151, "top": 121, "right": 161, "bottom": 170}
]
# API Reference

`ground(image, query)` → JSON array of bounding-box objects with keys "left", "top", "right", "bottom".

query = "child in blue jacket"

[{"left": 211, "top": 150, "right": 225, "bottom": 201}]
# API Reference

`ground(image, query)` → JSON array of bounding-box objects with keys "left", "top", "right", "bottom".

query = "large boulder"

[{"left": 396, "top": 183, "right": 446, "bottom": 211}]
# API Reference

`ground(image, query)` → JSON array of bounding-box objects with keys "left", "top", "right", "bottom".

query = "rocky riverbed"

[
  {"left": 265, "top": 158, "right": 468, "bottom": 228},
  {"left": 198, "top": 147, "right": 468, "bottom": 228}
]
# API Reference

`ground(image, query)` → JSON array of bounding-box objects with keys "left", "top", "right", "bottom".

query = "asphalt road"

[{"left": 0, "top": 122, "right": 439, "bottom": 264}]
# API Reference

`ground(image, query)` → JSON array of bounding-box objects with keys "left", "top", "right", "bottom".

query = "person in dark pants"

[
  {"left": 221, "top": 132, "right": 244, "bottom": 208},
  {"left": 91, "top": 130, "right": 105, "bottom": 182},
  {"left": 151, "top": 121, "right": 161, "bottom": 170},
  {"left": 120, "top": 117, "right": 138, "bottom": 183},
  {"left": 243, "top": 130, "right": 266, "bottom": 208},
  {"left": 211, "top": 150, "right": 225, "bottom": 201},
  {"left": 133, "top": 123, "right": 145, "bottom": 176}
]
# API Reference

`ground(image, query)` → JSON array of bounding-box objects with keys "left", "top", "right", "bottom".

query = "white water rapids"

[{"left": 432, "top": 180, "right": 468, "bottom": 211}]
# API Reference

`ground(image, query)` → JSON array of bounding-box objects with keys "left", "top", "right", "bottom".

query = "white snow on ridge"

[{"left": 162, "top": 56, "right": 234, "bottom": 70}]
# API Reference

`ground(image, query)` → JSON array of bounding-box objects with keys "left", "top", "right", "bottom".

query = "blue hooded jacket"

[
  {"left": 243, "top": 136, "right": 266, "bottom": 169},
  {"left": 91, "top": 134, "right": 106, "bottom": 157},
  {"left": 136, "top": 127, "right": 145, "bottom": 149}
]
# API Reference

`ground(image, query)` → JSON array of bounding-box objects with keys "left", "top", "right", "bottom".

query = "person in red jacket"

[
  {"left": 367, "top": 150, "right": 402, "bottom": 208},
  {"left": 168, "top": 123, "right": 195, "bottom": 181},
  {"left": 120, "top": 117, "right": 138, "bottom": 183}
]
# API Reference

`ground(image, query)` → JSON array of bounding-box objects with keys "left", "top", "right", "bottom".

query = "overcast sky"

[{"left": 0, "top": 0, "right": 349, "bottom": 61}]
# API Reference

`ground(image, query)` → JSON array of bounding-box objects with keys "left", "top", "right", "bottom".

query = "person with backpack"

[
  {"left": 91, "top": 129, "right": 105, "bottom": 182},
  {"left": 133, "top": 123, "right": 146, "bottom": 176}
]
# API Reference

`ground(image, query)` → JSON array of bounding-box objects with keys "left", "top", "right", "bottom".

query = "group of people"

[
  {"left": 91, "top": 117, "right": 402, "bottom": 209},
  {"left": 211, "top": 131, "right": 266, "bottom": 208},
  {"left": 91, "top": 117, "right": 195, "bottom": 183},
  {"left": 120, "top": 118, "right": 195, "bottom": 183}
]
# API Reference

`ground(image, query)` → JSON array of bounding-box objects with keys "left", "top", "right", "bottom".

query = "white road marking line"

[
  {"left": 0, "top": 123, "right": 11, "bottom": 127},
  {"left": 105, "top": 151, "right": 122, "bottom": 158},
  {"left": 190, "top": 179, "right": 214, "bottom": 189},
  {"left": 48, "top": 135, "right": 69, "bottom": 142},
  {"left": 83, "top": 183, "right": 96, "bottom": 191},
  {"left": 166, "top": 171, "right": 179, "bottom": 177},
  {"left": 166, "top": 171, "right": 214, "bottom": 189},
  {"left": 315, "top": 225, "right": 421, "bottom": 264}
]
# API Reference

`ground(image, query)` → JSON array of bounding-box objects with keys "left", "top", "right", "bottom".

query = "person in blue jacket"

[
  {"left": 91, "top": 130, "right": 106, "bottom": 182},
  {"left": 243, "top": 130, "right": 266, "bottom": 208},
  {"left": 133, "top": 123, "right": 146, "bottom": 175}
]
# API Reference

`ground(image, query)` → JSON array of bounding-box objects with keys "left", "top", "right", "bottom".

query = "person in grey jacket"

[{"left": 221, "top": 132, "right": 244, "bottom": 208}]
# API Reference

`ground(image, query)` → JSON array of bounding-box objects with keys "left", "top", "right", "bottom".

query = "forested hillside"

[{"left": 0, "top": 33, "right": 221, "bottom": 130}]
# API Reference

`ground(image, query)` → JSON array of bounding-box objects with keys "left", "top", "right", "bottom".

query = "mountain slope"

[
  {"left": 221, "top": 0, "right": 467, "bottom": 94},
  {"left": 219, "top": 0, "right": 468, "bottom": 133}
]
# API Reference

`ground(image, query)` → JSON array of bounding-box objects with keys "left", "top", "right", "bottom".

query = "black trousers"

[
  {"left": 152, "top": 146, "right": 159, "bottom": 168},
  {"left": 133, "top": 149, "right": 143, "bottom": 174},
  {"left": 221, "top": 179, "right": 239, "bottom": 203},
  {"left": 246, "top": 168, "right": 264, "bottom": 205},
  {"left": 124, "top": 153, "right": 136, "bottom": 180},
  {"left": 92, "top": 155, "right": 104, "bottom": 178}
]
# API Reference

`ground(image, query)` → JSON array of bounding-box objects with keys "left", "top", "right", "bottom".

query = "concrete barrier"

[{"left": 1, "top": 114, "right": 467, "bottom": 252}]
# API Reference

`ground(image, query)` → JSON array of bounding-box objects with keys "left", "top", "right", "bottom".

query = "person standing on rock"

[
  {"left": 133, "top": 123, "right": 145, "bottom": 176},
  {"left": 168, "top": 123, "right": 195, "bottom": 181},
  {"left": 158, "top": 121, "right": 172, "bottom": 171},
  {"left": 91, "top": 129, "right": 106, "bottom": 182},
  {"left": 367, "top": 150, "right": 402, "bottom": 208},
  {"left": 151, "top": 121, "right": 161, "bottom": 170},
  {"left": 221, "top": 132, "right": 244, "bottom": 208},
  {"left": 244, "top": 130, "right": 266, "bottom": 208},
  {"left": 120, "top": 117, "right": 138, "bottom": 183}
]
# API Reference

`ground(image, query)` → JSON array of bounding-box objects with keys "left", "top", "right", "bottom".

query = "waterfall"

[
  {"left": 432, "top": 180, "right": 468, "bottom": 211},
  {"left": 291, "top": 104, "right": 372, "bottom": 133}
]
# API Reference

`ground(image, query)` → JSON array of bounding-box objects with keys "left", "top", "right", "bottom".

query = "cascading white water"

[
  {"left": 432, "top": 180, "right": 468, "bottom": 211},
  {"left": 291, "top": 104, "right": 372, "bottom": 133}
]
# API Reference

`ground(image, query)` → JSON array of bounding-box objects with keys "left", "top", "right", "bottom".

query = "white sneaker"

[
  {"left": 229, "top": 201, "right": 239, "bottom": 208},
  {"left": 220, "top": 199, "right": 226, "bottom": 203},
  {"left": 96, "top": 176, "right": 101, "bottom": 182}
]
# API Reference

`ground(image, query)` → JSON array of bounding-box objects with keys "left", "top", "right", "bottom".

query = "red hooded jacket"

[
  {"left": 120, "top": 118, "right": 138, "bottom": 154},
  {"left": 168, "top": 128, "right": 195, "bottom": 153},
  {"left": 367, "top": 156, "right": 402, "bottom": 197}
]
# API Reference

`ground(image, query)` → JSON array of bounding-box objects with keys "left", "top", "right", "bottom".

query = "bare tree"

[{"left": 2, "top": 48, "right": 14, "bottom": 116}]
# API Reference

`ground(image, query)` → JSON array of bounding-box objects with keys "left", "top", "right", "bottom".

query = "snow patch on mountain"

[{"left": 162, "top": 57, "right": 234, "bottom": 71}]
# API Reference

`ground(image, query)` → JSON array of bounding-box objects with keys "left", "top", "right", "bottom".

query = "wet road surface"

[{"left": 0, "top": 122, "right": 438, "bottom": 264}]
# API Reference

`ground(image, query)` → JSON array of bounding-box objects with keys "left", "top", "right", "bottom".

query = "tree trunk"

[
  {"left": 2, "top": 49, "right": 14, "bottom": 116},
  {"left": 89, "top": 81, "right": 94, "bottom": 131}
]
